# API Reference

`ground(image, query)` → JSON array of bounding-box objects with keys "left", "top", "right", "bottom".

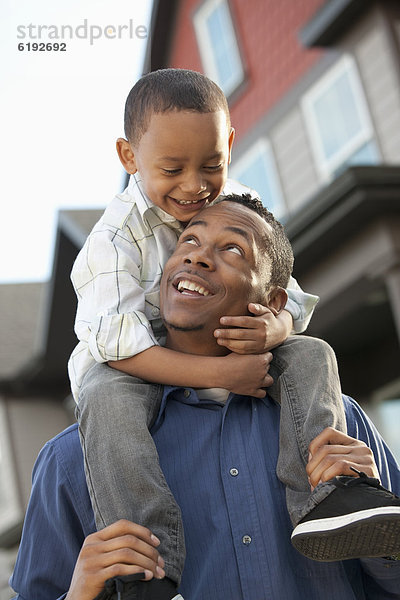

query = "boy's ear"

[
  {"left": 228, "top": 127, "right": 235, "bottom": 164},
  {"left": 265, "top": 287, "right": 288, "bottom": 315},
  {"left": 116, "top": 138, "right": 137, "bottom": 174}
]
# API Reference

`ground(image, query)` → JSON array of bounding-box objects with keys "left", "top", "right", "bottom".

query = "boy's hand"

[
  {"left": 214, "top": 304, "right": 293, "bottom": 354},
  {"left": 221, "top": 351, "right": 274, "bottom": 398},
  {"left": 306, "top": 427, "right": 379, "bottom": 491},
  {"left": 66, "top": 520, "right": 165, "bottom": 600}
]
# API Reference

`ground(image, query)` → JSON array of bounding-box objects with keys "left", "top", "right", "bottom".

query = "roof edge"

[{"left": 299, "top": 0, "right": 373, "bottom": 47}]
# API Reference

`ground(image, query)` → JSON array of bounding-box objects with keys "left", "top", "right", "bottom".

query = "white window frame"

[
  {"left": 230, "top": 138, "right": 285, "bottom": 219},
  {"left": 193, "top": 0, "right": 244, "bottom": 97},
  {"left": 302, "top": 55, "right": 375, "bottom": 183},
  {"left": 0, "top": 400, "right": 22, "bottom": 537}
]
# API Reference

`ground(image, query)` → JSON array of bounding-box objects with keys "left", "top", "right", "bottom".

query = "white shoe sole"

[
  {"left": 292, "top": 505, "right": 400, "bottom": 536},
  {"left": 291, "top": 506, "right": 400, "bottom": 561}
]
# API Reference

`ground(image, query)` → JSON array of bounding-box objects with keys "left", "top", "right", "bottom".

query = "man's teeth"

[{"left": 177, "top": 280, "right": 210, "bottom": 296}]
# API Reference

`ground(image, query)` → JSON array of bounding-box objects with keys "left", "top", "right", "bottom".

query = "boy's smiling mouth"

[{"left": 169, "top": 195, "right": 211, "bottom": 207}]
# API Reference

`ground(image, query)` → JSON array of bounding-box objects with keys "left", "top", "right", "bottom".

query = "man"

[{"left": 11, "top": 196, "right": 400, "bottom": 600}]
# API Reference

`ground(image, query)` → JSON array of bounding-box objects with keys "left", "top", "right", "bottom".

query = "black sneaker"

[
  {"left": 291, "top": 469, "right": 400, "bottom": 562},
  {"left": 93, "top": 573, "right": 184, "bottom": 600}
]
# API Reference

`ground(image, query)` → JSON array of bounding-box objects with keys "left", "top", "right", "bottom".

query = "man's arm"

[
  {"left": 309, "top": 401, "right": 400, "bottom": 599},
  {"left": 10, "top": 430, "right": 93, "bottom": 599},
  {"left": 10, "top": 429, "right": 164, "bottom": 600}
]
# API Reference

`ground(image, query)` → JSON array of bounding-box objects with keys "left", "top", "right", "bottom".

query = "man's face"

[
  {"left": 160, "top": 201, "right": 273, "bottom": 339},
  {"left": 129, "top": 110, "right": 234, "bottom": 223}
]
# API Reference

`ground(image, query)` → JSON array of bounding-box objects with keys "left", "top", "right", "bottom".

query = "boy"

[{"left": 68, "top": 69, "right": 399, "bottom": 600}]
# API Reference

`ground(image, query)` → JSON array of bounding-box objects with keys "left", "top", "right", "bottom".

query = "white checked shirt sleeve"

[
  {"left": 72, "top": 224, "right": 157, "bottom": 364},
  {"left": 68, "top": 175, "right": 182, "bottom": 401},
  {"left": 285, "top": 277, "right": 319, "bottom": 333},
  {"left": 222, "top": 179, "right": 319, "bottom": 333}
]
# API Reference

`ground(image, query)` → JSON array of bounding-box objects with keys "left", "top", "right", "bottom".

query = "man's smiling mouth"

[{"left": 176, "top": 278, "right": 212, "bottom": 297}]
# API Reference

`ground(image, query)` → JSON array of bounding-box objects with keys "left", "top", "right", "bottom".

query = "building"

[
  {"left": 0, "top": 210, "right": 103, "bottom": 598},
  {"left": 146, "top": 0, "right": 400, "bottom": 448},
  {"left": 2, "top": 0, "right": 400, "bottom": 595}
]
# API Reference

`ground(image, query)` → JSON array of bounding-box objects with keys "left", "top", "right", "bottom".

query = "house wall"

[
  {"left": 346, "top": 4, "right": 400, "bottom": 163},
  {"left": 169, "top": 0, "right": 325, "bottom": 140},
  {"left": 169, "top": 1, "right": 400, "bottom": 217},
  {"left": 231, "top": 3, "right": 400, "bottom": 216}
]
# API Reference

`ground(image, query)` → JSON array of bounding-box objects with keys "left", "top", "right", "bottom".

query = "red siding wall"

[{"left": 169, "top": 0, "right": 325, "bottom": 140}]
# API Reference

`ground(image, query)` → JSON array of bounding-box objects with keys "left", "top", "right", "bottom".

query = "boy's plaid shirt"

[{"left": 68, "top": 174, "right": 318, "bottom": 401}]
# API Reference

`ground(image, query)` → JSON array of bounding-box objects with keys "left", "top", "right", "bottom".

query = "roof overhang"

[
  {"left": 285, "top": 166, "right": 400, "bottom": 275},
  {"left": 299, "top": 0, "right": 373, "bottom": 47}
]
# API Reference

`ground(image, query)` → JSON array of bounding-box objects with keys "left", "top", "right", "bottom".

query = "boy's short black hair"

[
  {"left": 124, "top": 68, "right": 231, "bottom": 146},
  {"left": 215, "top": 194, "right": 294, "bottom": 289}
]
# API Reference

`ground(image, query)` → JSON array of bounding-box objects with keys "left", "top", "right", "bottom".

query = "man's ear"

[
  {"left": 227, "top": 127, "right": 235, "bottom": 164},
  {"left": 265, "top": 287, "right": 288, "bottom": 315},
  {"left": 116, "top": 138, "right": 137, "bottom": 174}
]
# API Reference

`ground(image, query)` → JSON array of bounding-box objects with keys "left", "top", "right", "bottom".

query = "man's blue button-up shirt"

[{"left": 10, "top": 391, "right": 400, "bottom": 599}]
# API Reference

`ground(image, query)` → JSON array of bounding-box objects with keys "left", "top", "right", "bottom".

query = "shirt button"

[
  {"left": 183, "top": 389, "right": 191, "bottom": 398},
  {"left": 151, "top": 307, "right": 159, "bottom": 316},
  {"left": 242, "top": 535, "right": 252, "bottom": 545},
  {"left": 230, "top": 468, "right": 239, "bottom": 477}
]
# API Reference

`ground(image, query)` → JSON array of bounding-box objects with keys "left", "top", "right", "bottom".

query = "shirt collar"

[
  {"left": 127, "top": 173, "right": 182, "bottom": 232},
  {"left": 151, "top": 386, "right": 275, "bottom": 432}
]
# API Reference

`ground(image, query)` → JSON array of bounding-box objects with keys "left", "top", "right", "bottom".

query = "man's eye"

[
  {"left": 182, "top": 236, "right": 197, "bottom": 245},
  {"left": 225, "top": 245, "right": 242, "bottom": 255}
]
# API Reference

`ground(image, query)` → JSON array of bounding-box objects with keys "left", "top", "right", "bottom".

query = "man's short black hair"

[
  {"left": 215, "top": 194, "right": 294, "bottom": 289},
  {"left": 124, "top": 68, "right": 231, "bottom": 146}
]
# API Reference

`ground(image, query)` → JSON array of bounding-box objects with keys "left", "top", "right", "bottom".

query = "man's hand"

[
  {"left": 307, "top": 427, "right": 379, "bottom": 490},
  {"left": 66, "top": 520, "right": 165, "bottom": 600},
  {"left": 214, "top": 304, "right": 292, "bottom": 354},
  {"left": 221, "top": 351, "right": 274, "bottom": 398}
]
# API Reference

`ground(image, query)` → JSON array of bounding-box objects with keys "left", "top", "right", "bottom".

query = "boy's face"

[{"left": 118, "top": 110, "right": 234, "bottom": 223}]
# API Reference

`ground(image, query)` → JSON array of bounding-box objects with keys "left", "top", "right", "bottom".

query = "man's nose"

[
  {"left": 179, "top": 171, "right": 207, "bottom": 195},
  {"left": 184, "top": 246, "right": 215, "bottom": 270}
]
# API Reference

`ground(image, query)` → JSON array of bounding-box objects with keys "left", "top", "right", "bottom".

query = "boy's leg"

[
  {"left": 76, "top": 362, "right": 185, "bottom": 589},
  {"left": 268, "top": 335, "right": 345, "bottom": 526},
  {"left": 269, "top": 336, "right": 400, "bottom": 562}
]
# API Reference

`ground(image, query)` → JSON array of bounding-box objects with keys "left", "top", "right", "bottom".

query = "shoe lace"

[{"left": 346, "top": 466, "right": 382, "bottom": 489}]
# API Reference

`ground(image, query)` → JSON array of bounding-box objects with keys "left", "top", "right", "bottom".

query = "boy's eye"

[
  {"left": 162, "top": 168, "right": 181, "bottom": 175},
  {"left": 204, "top": 164, "right": 223, "bottom": 171}
]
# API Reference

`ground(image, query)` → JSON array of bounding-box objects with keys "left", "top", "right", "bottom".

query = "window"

[
  {"left": 230, "top": 139, "right": 285, "bottom": 219},
  {"left": 193, "top": 0, "right": 244, "bottom": 97},
  {"left": 367, "top": 380, "right": 400, "bottom": 463},
  {"left": 302, "top": 56, "right": 379, "bottom": 182},
  {"left": 367, "top": 398, "right": 400, "bottom": 463}
]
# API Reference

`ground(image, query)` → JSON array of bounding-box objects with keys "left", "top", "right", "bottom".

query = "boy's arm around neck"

[{"left": 108, "top": 346, "right": 273, "bottom": 398}]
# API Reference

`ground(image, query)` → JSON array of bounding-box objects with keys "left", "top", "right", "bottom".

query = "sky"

[{"left": 0, "top": 0, "right": 153, "bottom": 283}]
